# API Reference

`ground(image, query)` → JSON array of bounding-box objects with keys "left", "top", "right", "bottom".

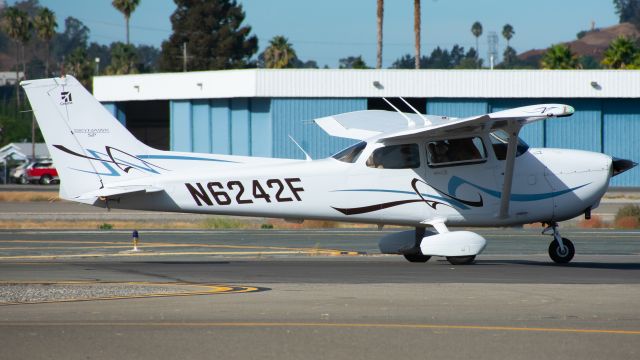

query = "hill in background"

[{"left": 519, "top": 22, "right": 640, "bottom": 65}]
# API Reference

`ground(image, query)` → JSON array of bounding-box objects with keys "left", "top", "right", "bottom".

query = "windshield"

[
  {"left": 332, "top": 141, "right": 367, "bottom": 163},
  {"left": 490, "top": 130, "right": 529, "bottom": 160}
]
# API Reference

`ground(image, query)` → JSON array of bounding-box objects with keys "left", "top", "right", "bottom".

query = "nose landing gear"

[{"left": 543, "top": 223, "right": 575, "bottom": 264}]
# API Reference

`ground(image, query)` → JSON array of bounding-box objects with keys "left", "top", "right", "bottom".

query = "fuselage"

[{"left": 103, "top": 131, "right": 613, "bottom": 228}]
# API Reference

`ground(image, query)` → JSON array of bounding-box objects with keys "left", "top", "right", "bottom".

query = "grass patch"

[
  {"left": 0, "top": 220, "right": 213, "bottom": 230},
  {"left": 0, "top": 191, "right": 59, "bottom": 202},
  {"left": 201, "top": 217, "right": 250, "bottom": 229}
]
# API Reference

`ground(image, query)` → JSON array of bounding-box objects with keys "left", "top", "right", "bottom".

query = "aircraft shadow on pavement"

[
  {"left": 142, "top": 261, "right": 231, "bottom": 265},
  {"left": 475, "top": 259, "right": 640, "bottom": 270}
]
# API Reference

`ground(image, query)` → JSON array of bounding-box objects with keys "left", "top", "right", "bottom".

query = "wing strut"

[
  {"left": 498, "top": 123, "right": 522, "bottom": 219},
  {"left": 382, "top": 98, "right": 416, "bottom": 128}
]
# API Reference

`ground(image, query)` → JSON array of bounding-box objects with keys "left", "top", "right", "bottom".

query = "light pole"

[{"left": 95, "top": 57, "right": 101, "bottom": 76}]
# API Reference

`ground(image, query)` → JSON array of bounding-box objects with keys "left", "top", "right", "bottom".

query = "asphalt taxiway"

[{"left": 0, "top": 229, "right": 639, "bottom": 359}]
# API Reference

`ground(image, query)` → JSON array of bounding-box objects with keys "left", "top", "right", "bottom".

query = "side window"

[
  {"left": 366, "top": 144, "right": 420, "bottom": 169},
  {"left": 426, "top": 137, "right": 486, "bottom": 166},
  {"left": 489, "top": 130, "right": 529, "bottom": 160}
]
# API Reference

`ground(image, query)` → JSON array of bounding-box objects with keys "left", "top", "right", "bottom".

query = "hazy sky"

[{"left": 10, "top": 0, "right": 619, "bottom": 67}]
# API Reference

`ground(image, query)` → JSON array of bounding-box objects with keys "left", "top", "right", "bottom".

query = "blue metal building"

[{"left": 94, "top": 69, "right": 640, "bottom": 187}]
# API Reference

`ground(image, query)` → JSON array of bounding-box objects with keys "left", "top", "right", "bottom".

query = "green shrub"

[
  {"left": 261, "top": 223, "right": 274, "bottom": 229},
  {"left": 615, "top": 204, "right": 640, "bottom": 222},
  {"left": 98, "top": 223, "right": 114, "bottom": 230}
]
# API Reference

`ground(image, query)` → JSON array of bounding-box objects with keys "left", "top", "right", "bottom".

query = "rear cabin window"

[
  {"left": 366, "top": 144, "right": 420, "bottom": 169},
  {"left": 426, "top": 137, "right": 486, "bottom": 166},
  {"left": 332, "top": 141, "right": 367, "bottom": 163}
]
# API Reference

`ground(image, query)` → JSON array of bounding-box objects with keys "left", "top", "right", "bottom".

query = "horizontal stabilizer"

[{"left": 76, "top": 185, "right": 164, "bottom": 200}]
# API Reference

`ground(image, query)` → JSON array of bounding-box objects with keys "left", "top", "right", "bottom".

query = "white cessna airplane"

[{"left": 22, "top": 76, "right": 635, "bottom": 265}]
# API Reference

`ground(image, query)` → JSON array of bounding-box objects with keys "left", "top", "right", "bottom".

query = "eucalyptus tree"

[
  {"left": 34, "top": 7, "right": 57, "bottom": 77},
  {"left": 159, "top": 0, "right": 258, "bottom": 71},
  {"left": 112, "top": 0, "right": 140, "bottom": 45}
]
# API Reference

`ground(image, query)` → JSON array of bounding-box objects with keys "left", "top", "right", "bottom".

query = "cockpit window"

[
  {"left": 426, "top": 137, "right": 486, "bottom": 167},
  {"left": 332, "top": 141, "right": 367, "bottom": 163},
  {"left": 365, "top": 144, "right": 420, "bottom": 169},
  {"left": 490, "top": 130, "right": 529, "bottom": 160}
]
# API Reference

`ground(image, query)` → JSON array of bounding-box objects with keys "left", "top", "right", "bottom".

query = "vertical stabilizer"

[{"left": 21, "top": 76, "right": 155, "bottom": 201}]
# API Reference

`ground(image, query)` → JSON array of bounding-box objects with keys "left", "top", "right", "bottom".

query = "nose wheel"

[{"left": 543, "top": 223, "right": 575, "bottom": 264}]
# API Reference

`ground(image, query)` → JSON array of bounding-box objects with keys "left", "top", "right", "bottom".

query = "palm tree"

[
  {"left": 471, "top": 21, "right": 483, "bottom": 65},
  {"left": 34, "top": 7, "right": 57, "bottom": 77},
  {"left": 540, "top": 44, "right": 579, "bottom": 69},
  {"left": 376, "top": 0, "right": 384, "bottom": 69},
  {"left": 602, "top": 36, "right": 638, "bottom": 69},
  {"left": 106, "top": 42, "right": 139, "bottom": 75},
  {"left": 414, "top": 0, "right": 421, "bottom": 69},
  {"left": 112, "top": 0, "right": 140, "bottom": 45},
  {"left": 263, "top": 36, "right": 297, "bottom": 69},
  {"left": 502, "top": 24, "right": 514, "bottom": 48},
  {"left": 1, "top": 6, "right": 31, "bottom": 107}
]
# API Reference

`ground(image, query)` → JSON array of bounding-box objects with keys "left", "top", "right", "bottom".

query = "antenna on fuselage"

[
  {"left": 382, "top": 97, "right": 416, "bottom": 128},
  {"left": 398, "top": 97, "right": 431, "bottom": 126},
  {"left": 288, "top": 135, "right": 312, "bottom": 161}
]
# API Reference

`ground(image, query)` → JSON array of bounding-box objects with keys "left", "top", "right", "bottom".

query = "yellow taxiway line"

[
  {"left": 0, "top": 240, "right": 363, "bottom": 259},
  {"left": 0, "top": 321, "right": 637, "bottom": 335},
  {"left": 0, "top": 249, "right": 360, "bottom": 260}
]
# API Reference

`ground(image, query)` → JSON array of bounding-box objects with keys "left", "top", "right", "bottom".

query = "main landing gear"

[
  {"left": 403, "top": 227, "right": 432, "bottom": 263},
  {"left": 543, "top": 223, "right": 575, "bottom": 264},
  {"left": 402, "top": 227, "right": 477, "bottom": 265}
]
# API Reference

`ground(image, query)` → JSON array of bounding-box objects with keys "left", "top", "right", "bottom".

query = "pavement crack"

[{"left": 80, "top": 263, "right": 190, "bottom": 284}]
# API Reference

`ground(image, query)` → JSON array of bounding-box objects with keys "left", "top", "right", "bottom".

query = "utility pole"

[
  {"left": 31, "top": 113, "right": 36, "bottom": 162},
  {"left": 182, "top": 42, "right": 188, "bottom": 72}
]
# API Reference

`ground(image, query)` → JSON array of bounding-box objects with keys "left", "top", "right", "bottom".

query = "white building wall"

[{"left": 94, "top": 69, "right": 640, "bottom": 102}]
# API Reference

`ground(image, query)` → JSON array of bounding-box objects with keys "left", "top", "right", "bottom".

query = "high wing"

[
  {"left": 314, "top": 104, "right": 574, "bottom": 142},
  {"left": 379, "top": 104, "right": 574, "bottom": 142},
  {"left": 315, "top": 103, "right": 576, "bottom": 220}
]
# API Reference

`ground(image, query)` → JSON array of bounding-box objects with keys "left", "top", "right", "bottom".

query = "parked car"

[
  {"left": 8, "top": 161, "right": 30, "bottom": 184},
  {"left": 23, "top": 160, "right": 59, "bottom": 185}
]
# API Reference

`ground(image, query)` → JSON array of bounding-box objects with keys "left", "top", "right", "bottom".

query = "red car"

[{"left": 25, "top": 160, "right": 59, "bottom": 185}]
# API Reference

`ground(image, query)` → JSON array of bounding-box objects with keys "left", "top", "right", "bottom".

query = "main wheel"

[
  {"left": 403, "top": 253, "right": 431, "bottom": 263},
  {"left": 548, "top": 238, "right": 575, "bottom": 264},
  {"left": 39, "top": 175, "right": 52, "bottom": 185},
  {"left": 446, "top": 255, "right": 476, "bottom": 265}
]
